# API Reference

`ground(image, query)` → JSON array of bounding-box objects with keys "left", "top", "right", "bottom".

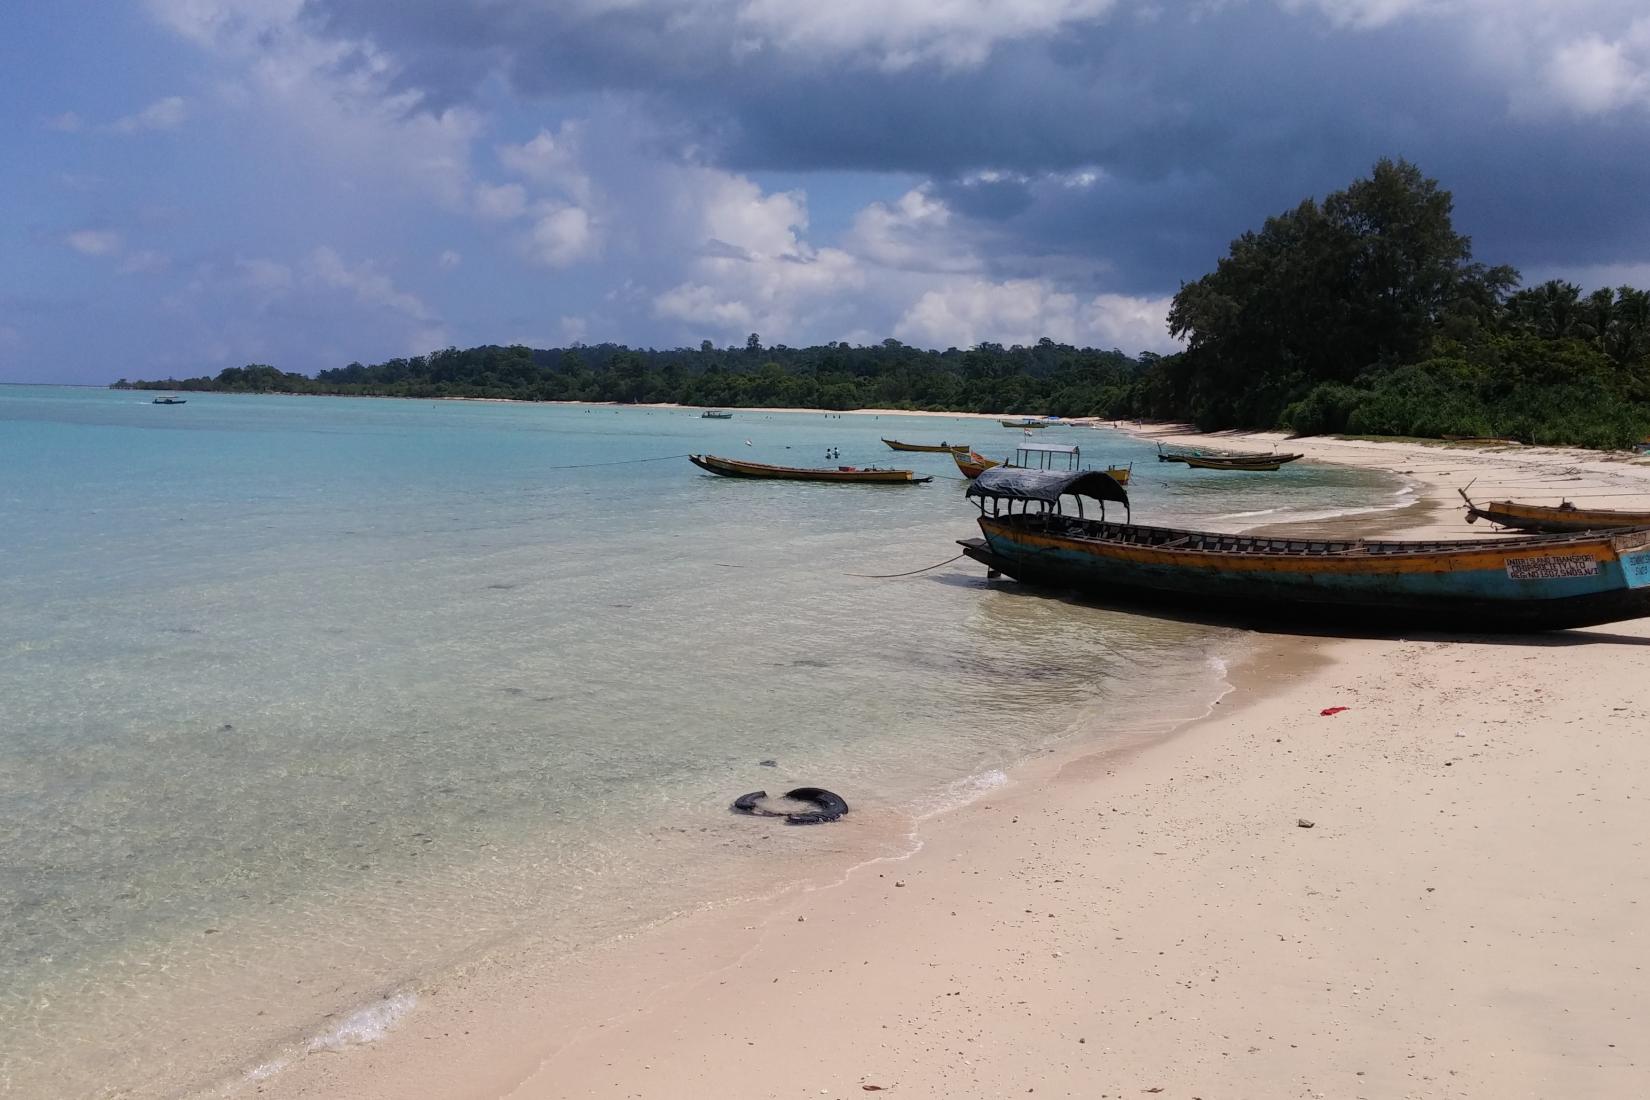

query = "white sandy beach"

[{"left": 256, "top": 430, "right": 1650, "bottom": 1100}]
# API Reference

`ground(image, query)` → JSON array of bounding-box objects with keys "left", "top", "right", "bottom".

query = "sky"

[{"left": 4, "top": 1, "right": 1650, "bottom": 384}]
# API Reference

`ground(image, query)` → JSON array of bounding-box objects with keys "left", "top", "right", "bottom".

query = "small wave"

[
  {"left": 244, "top": 1057, "right": 289, "bottom": 1083},
  {"left": 912, "top": 768, "right": 1009, "bottom": 822},
  {"left": 304, "top": 991, "right": 416, "bottom": 1053},
  {"left": 1218, "top": 496, "right": 1417, "bottom": 528}
]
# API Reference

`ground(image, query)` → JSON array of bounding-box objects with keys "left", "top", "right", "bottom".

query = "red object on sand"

[{"left": 1320, "top": 706, "right": 1349, "bottom": 716}]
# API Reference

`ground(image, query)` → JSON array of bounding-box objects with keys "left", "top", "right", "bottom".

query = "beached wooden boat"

[
  {"left": 1158, "top": 446, "right": 1301, "bottom": 468},
  {"left": 958, "top": 468, "right": 1650, "bottom": 631},
  {"left": 688, "top": 454, "right": 932, "bottom": 484},
  {"left": 882, "top": 438, "right": 969, "bottom": 453},
  {"left": 1180, "top": 454, "right": 1302, "bottom": 472},
  {"left": 1460, "top": 490, "right": 1650, "bottom": 533}
]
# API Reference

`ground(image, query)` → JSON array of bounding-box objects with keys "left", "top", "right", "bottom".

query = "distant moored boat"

[
  {"left": 881, "top": 438, "right": 968, "bottom": 453},
  {"left": 700, "top": 409, "right": 733, "bottom": 419},
  {"left": 151, "top": 396, "right": 187, "bottom": 405},
  {"left": 1179, "top": 454, "right": 1301, "bottom": 472},
  {"left": 688, "top": 454, "right": 931, "bottom": 484}
]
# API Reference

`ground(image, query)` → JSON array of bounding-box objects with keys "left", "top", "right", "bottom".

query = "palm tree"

[{"left": 1507, "top": 280, "right": 1583, "bottom": 340}]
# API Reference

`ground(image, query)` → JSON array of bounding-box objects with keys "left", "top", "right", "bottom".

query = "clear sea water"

[{"left": 0, "top": 386, "right": 1406, "bottom": 1097}]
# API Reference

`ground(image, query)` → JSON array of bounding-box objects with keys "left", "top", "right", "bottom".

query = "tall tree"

[{"left": 1168, "top": 158, "right": 1476, "bottom": 427}]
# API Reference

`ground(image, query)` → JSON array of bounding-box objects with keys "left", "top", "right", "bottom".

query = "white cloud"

[
  {"left": 654, "top": 282, "right": 757, "bottom": 331},
  {"left": 653, "top": 168, "right": 867, "bottom": 339},
  {"left": 1085, "top": 292, "right": 1181, "bottom": 352},
  {"left": 110, "top": 96, "right": 188, "bottom": 133},
  {"left": 498, "top": 125, "right": 593, "bottom": 203},
  {"left": 438, "top": 249, "right": 462, "bottom": 269},
  {"left": 1541, "top": 26, "right": 1650, "bottom": 114},
  {"left": 692, "top": 173, "right": 810, "bottom": 259},
  {"left": 1280, "top": 0, "right": 1437, "bottom": 30},
  {"left": 894, "top": 278, "right": 1177, "bottom": 352},
  {"left": 645, "top": 165, "right": 1176, "bottom": 351},
  {"left": 846, "top": 187, "right": 981, "bottom": 274},
  {"left": 66, "top": 229, "right": 122, "bottom": 256},
  {"left": 149, "top": 0, "right": 482, "bottom": 207},
  {"left": 525, "top": 205, "right": 599, "bottom": 267},
  {"left": 560, "top": 315, "right": 590, "bottom": 342},
  {"left": 474, "top": 182, "right": 529, "bottom": 220},
  {"left": 305, "top": 246, "right": 434, "bottom": 321},
  {"left": 1279, "top": 2, "right": 1650, "bottom": 117}
]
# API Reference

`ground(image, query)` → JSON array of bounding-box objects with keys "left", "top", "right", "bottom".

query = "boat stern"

[{"left": 1613, "top": 530, "right": 1650, "bottom": 588}]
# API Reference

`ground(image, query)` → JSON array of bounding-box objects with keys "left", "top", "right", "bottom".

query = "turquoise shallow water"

[{"left": 0, "top": 387, "right": 1405, "bottom": 1096}]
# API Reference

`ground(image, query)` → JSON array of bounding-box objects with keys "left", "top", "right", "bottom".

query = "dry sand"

[{"left": 255, "top": 431, "right": 1650, "bottom": 1100}]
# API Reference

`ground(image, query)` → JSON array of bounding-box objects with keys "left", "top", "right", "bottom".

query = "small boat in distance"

[
  {"left": 1180, "top": 454, "right": 1302, "bottom": 472},
  {"left": 1459, "top": 489, "right": 1650, "bottom": 533},
  {"left": 700, "top": 409, "right": 733, "bottom": 419},
  {"left": 882, "top": 438, "right": 969, "bottom": 453},
  {"left": 958, "top": 467, "right": 1650, "bottom": 632},
  {"left": 999, "top": 418, "right": 1048, "bottom": 429},
  {"left": 688, "top": 454, "right": 932, "bottom": 484},
  {"left": 151, "top": 396, "right": 187, "bottom": 405},
  {"left": 1158, "top": 444, "right": 1301, "bottom": 467}
]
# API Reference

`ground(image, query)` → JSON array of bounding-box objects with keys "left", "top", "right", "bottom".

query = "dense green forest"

[
  {"left": 113, "top": 340, "right": 1155, "bottom": 418},
  {"left": 116, "top": 159, "right": 1650, "bottom": 448},
  {"left": 1162, "top": 159, "right": 1650, "bottom": 449}
]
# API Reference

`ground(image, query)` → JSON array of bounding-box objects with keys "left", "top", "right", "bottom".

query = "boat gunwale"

[{"left": 979, "top": 512, "right": 1650, "bottom": 563}]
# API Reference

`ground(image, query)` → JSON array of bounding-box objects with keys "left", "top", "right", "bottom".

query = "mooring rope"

[{"left": 844, "top": 551, "right": 968, "bottom": 579}]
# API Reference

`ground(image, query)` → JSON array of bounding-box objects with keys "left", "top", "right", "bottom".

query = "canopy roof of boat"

[
  {"left": 966, "top": 466, "right": 1129, "bottom": 507},
  {"left": 1016, "top": 442, "right": 1080, "bottom": 455}
]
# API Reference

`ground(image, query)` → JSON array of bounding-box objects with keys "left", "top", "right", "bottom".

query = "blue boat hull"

[{"left": 962, "top": 517, "right": 1650, "bottom": 632}]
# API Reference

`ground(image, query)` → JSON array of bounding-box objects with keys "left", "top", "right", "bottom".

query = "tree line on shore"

[{"left": 115, "top": 159, "right": 1650, "bottom": 449}]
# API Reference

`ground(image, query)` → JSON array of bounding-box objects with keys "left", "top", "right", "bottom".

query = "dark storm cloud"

[{"left": 306, "top": 0, "right": 1650, "bottom": 291}]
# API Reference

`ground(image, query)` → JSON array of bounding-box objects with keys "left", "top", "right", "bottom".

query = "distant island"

[
  {"left": 115, "top": 339, "right": 1153, "bottom": 418},
  {"left": 118, "top": 159, "right": 1650, "bottom": 449}
]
